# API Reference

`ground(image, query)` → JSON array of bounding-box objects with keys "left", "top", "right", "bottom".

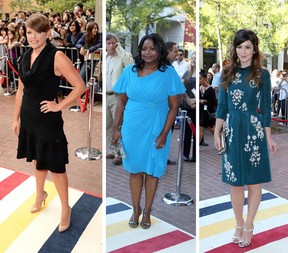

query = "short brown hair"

[{"left": 25, "top": 13, "right": 50, "bottom": 33}]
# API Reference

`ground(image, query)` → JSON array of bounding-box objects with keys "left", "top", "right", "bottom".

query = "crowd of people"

[{"left": 0, "top": 3, "right": 102, "bottom": 93}]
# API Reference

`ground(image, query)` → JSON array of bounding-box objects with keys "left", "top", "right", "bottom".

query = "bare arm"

[
  {"left": 155, "top": 95, "right": 181, "bottom": 149},
  {"left": 111, "top": 93, "right": 128, "bottom": 144},
  {"left": 40, "top": 51, "right": 86, "bottom": 113},
  {"left": 12, "top": 79, "right": 24, "bottom": 135}
]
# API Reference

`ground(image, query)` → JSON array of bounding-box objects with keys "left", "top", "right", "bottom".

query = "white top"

[
  {"left": 278, "top": 80, "right": 288, "bottom": 100},
  {"left": 172, "top": 60, "right": 189, "bottom": 78}
]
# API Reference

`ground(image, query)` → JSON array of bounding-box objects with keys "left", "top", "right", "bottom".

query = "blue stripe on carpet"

[
  {"left": 39, "top": 193, "right": 102, "bottom": 253},
  {"left": 106, "top": 203, "right": 131, "bottom": 215},
  {"left": 200, "top": 192, "right": 277, "bottom": 217}
]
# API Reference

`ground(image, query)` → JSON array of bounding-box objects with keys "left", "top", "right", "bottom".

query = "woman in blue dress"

[
  {"left": 112, "top": 33, "right": 185, "bottom": 229},
  {"left": 214, "top": 29, "right": 277, "bottom": 248}
]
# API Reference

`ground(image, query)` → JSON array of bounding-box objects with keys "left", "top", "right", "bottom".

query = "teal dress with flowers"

[
  {"left": 113, "top": 65, "right": 185, "bottom": 178},
  {"left": 216, "top": 66, "right": 272, "bottom": 186}
]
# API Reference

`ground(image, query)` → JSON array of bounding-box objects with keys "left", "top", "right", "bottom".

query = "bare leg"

[
  {"left": 141, "top": 174, "right": 159, "bottom": 228},
  {"left": 240, "top": 184, "right": 262, "bottom": 244},
  {"left": 129, "top": 173, "right": 144, "bottom": 210},
  {"left": 129, "top": 173, "right": 144, "bottom": 227},
  {"left": 32, "top": 161, "right": 48, "bottom": 211},
  {"left": 230, "top": 186, "right": 245, "bottom": 241},
  {"left": 208, "top": 126, "right": 215, "bottom": 135},
  {"left": 199, "top": 126, "right": 204, "bottom": 142},
  {"left": 51, "top": 172, "right": 70, "bottom": 228}
]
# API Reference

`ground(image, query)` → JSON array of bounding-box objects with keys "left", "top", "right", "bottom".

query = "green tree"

[
  {"left": 107, "top": 0, "right": 195, "bottom": 34},
  {"left": 10, "top": 0, "right": 96, "bottom": 16},
  {"left": 10, "top": 0, "right": 43, "bottom": 12},
  {"left": 200, "top": 0, "right": 288, "bottom": 65}
]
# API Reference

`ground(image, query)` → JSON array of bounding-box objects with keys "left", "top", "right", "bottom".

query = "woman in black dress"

[
  {"left": 12, "top": 13, "right": 85, "bottom": 233},
  {"left": 182, "top": 52, "right": 196, "bottom": 162},
  {"left": 199, "top": 71, "right": 217, "bottom": 143}
]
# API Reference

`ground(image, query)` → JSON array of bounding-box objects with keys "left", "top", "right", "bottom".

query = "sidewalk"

[{"left": 106, "top": 128, "right": 196, "bottom": 235}]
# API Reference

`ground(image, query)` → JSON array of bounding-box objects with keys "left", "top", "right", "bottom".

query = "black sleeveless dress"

[{"left": 17, "top": 43, "right": 69, "bottom": 173}]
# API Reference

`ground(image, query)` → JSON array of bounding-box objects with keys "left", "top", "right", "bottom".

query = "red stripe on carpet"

[
  {"left": 109, "top": 230, "right": 193, "bottom": 253},
  {"left": 0, "top": 172, "right": 30, "bottom": 200},
  {"left": 206, "top": 224, "right": 288, "bottom": 253}
]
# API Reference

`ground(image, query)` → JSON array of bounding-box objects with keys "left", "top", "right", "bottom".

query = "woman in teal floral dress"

[{"left": 214, "top": 29, "right": 277, "bottom": 248}]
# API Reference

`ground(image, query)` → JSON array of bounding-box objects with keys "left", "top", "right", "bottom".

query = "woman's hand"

[
  {"left": 111, "top": 128, "right": 121, "bottom": 145},
  {"left": 40, "top": 99, "right": 60, "bottom": 113},
  {"left": 214, "top": 131, "right": 221, "bottom": 151},
  {"left": 267, "top": 137, "right": 277, "bottom": 154},
  {"left": 12, "top": 120, "right": 20, "bottom": 135},
  {"left": 80, "top": 47, "right": 85, "bottom": 56},
  {"left": 154, "top": 133, "right": 167, "bottom": 149}
]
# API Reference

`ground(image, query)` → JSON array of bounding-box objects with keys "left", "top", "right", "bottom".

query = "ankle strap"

[{"left": 243, "top": 225, "right": 254, "bottom": 232}]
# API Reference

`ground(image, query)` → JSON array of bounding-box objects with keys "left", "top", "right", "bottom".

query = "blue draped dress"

[{"left": 113, "top": 65, "right": 185, "bottom": 178}]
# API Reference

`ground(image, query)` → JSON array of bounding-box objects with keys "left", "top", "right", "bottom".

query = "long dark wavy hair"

[
  {"left": 222, "top": 29, "right": 263, "bottom": 90},
  {"left": 132, "top": 33, "right": 170, "bottom": 72},
  {"left": 85, "top": 21, "right": 99, "bottom": 47}
]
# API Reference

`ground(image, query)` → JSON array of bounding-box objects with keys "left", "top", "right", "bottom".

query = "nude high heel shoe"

[
  {"left": 30, "top": 191, "right": 48, "bottom": 213},
  {"left": 239, "top": 225, "right": 254, "bottom": 248},
  {"left": 58, "top": 207, "right": 72, "bottom": 233},
  {"left": 232, "top": 225, "right": 243, "bottom": 244}
]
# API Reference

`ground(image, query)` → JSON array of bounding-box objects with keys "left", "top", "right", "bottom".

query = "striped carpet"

[
  {"left": 0, "top": 166, "right": 102, "bottom": 253},
  {"left": 106, "top": 197, "right": 195, "bottom": 253},
  {"left": 200, "top": 189, "right": 288, "bottom": 253}
]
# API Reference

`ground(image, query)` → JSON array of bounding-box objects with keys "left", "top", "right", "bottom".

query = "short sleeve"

[
  {"left": 113, "top": 65, "right": 132, "bottom": 94},
  {"left": 167, "top": 66, "right": 186, "bottom": 96}
]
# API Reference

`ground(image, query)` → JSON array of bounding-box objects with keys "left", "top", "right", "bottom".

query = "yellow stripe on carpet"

[
  {"left": 107, "top": 217, "right": 160, "bottom": 238},
  {"left": 200, "top": 203, "right": 288, "bottom": 239},
  {"left": 0, "top": 181, "right": 57, "bottom": 252}
]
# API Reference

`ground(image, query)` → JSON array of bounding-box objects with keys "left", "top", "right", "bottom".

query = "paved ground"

[
  {"left": 200, "top": 126, "right": 288, "bottom": 201},
  {"left": 106, "top": 128, "right": 196, "bottom": 235},
  {"left": 0, "top": 94, "right": 102, "bottom": 196}
]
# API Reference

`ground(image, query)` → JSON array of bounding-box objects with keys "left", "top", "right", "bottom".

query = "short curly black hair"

[{"left": 133, "top": 33, "right": 170, "bottom": 72}]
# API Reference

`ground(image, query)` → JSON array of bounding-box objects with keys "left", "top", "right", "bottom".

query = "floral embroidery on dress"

[
  {"left": 244, "top": 135, "right": 261, "bottom": 167},
  {"left": 224, "top": 153, "right": 237, "bottom": 182},
  {"left": 240, "top": 102, "right": 248, "bottom": 111},
  {"left": 251, "top": 115, "right": 264, "bottom": 140},
  {"left": 243, "top": 115, "right": 264, "bottom": 167},
  {"left": 249, "top": 80, "right": 257, "bottom": 88},
  {"left": 224, "top": 115, "right": 233, "bottom": 145},
  {"left": 256, "top": 91, "right": 260, "bottom": 101},
  {"left": 232, "top": 72, "right": 242, "bottom": 85},
  {"left": 230, "top": 89, "right": 244, "bottom": 107}
]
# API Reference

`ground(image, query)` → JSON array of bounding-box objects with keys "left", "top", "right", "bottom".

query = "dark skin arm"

[
  {"left": 154, "top": 94, "right": 181, "bottom": 149},
  {"left": 111, "top": 93, "right": 128, "bottom": 145}
]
